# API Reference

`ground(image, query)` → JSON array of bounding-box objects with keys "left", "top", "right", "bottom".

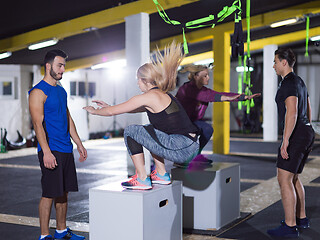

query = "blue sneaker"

[
  {"left": 267, "top": 222, "right": 299, "bottom": 238},
  {"left": 54, "top": 228, "right": 85, "bottom": 240},
  {"left": 281, "top": 217, "right": 310, "bottom": 229},
  {"left": 150, "top": 170, "right": 171, "bottom": 185},
  {"left": 296, "top": 217, "right": 310, "bottom": 229},
  {"left": 121, "top": 174, "right": 152, "bottom": 190},
  {"left": 38, "top": 235, "right": 53, "bottom": 240}
]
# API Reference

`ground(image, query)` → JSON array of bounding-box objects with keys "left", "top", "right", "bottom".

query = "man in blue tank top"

[{"left": 29, "top": 49, "right": 87, "bottom": 240}]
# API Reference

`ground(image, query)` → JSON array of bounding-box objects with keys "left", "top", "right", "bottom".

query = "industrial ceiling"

[{"left": 0, "top": 0, "right": 319, "bottom": 70}]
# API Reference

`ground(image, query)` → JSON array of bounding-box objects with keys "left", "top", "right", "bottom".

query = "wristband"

[{"left": 239, "top": 94, "right": 246, "bottom": 101}]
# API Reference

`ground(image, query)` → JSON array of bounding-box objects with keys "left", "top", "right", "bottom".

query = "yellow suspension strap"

[{"left": 153, "top": 0, "right": 241, "bottom": 54}]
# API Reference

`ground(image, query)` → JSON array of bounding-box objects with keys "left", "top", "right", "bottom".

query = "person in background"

[
  {"left": 83, "top": 41, "right": 200, "bottom": 190},
  {"left": 176, "top": 64, "right": 260, "bottom": 164},
  {"left": 267, "top": 48, "right": 314, "bottom": 238},
  {"left": 29, "top": 49, "right": 87, "bottom": 240}
]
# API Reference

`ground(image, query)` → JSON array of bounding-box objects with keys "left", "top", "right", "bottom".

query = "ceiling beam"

[
  {"left": 66, "top": 50, "right": 125, "bottom": 72},
  {"left": 64, "top": 1, "right": 320, "bottom": 71},
  {"left": 0, "top": 0, "right": 200, "bottom": 53},
  {"left": 150, "top": 1, "right": 320, "bottom": 49},
  {"left": 246, "top": 26, "right": 320, "bottom": 52},
  {"left": 182, "top": 26, "right": 320, "bottom": 66},
  {"left": 65, "top": 25, "right": 320, "bottom": 72}
]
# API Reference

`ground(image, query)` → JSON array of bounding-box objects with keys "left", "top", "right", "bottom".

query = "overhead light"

[
  {"left": 91, "top": 59, "right": 127, "bottom": 70},
  {"left": 0, "top": 51, "right": 12, "bottom": 60},
  {"left": 83, "top": 27, "right": 98, "bottom": 32},
  {"left": 310, "top": 35, "right": 320, "bottom": 41},
  {"left": 270, "top": 18, "right": 298, "bottom": 28},
  {"left": 28, "top": 38, "right": 59, "bottom": 50},
  {"left": 236, "top": 66, "right": 254, "bottom": 73}
]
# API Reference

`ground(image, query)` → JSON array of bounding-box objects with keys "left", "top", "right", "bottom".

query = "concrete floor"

[{"left": 0, "top": 134, "right": 319, "bottom": 240}]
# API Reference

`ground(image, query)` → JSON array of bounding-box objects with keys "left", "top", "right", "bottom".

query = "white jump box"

[
  {"left": 89, "top": 180, "right": 182, "bottom": 240},
  {"left": 171, "top": 162, "right": 240, "bottom": 230}
]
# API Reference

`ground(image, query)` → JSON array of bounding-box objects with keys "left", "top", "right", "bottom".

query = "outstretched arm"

[
  {"left": 221, "top": 93, "right": 261, "bottom": 102},
  {"left": 83, "top": 94, "right": 147, "bottom": 116},
  {"left": 91, "top": 100, "right": 146, "bottom": 113},
  {"left": 179, "top": 84, "right": 260, "bottom": 103}
]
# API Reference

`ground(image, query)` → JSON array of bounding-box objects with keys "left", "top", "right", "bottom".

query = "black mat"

[
  {"left": 218, "top": 186, "right": 320, "bottom": 240},
  {"left": 183, "top": 212, "right": 252, "bottom": 236},
  {"left": 312, "top": 176, "right": 320, "bottom": 183}
]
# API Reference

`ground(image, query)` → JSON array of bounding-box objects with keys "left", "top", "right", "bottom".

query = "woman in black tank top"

[{"left": 83, "top": 41, "right": 199, "bottom": 190}]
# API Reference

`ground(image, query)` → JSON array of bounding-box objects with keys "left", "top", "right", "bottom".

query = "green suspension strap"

[
  {"left": 153, "top": 0, "right": 241, "bottom": 54},
  {"left": 234, "top": 0, "right": 243, "bottom": 110},
  {"left": 242, "top": 0, "right": 255, "bottom": 114},
  {"left": 238, "top": 55, "right": 243, "bottom": 110},
  {"left": 243, "top": 55, "right": 250, "bottom": 114},
  {"left": 152, "top": 0, "right": 186, "bottom": 52},
  {"left": 217, "top": 1, "right": 240, "bottom": 23},
  {"left": 246, "top": 0, "right": 250, "bottom": 60},
  {"left": 231, "top": 0, "right": 243, "bottom": 58},
  {"left": 305, "top": 16, "right": 310, "bottom": 57}
]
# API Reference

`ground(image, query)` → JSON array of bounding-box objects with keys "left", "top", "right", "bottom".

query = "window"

[
  {"left": 78, "top": 82, "right": 86, "bottom": 96},
  {"left": 0, "top": 77, "right": 15, "bottom": 99},
  {"left": 89, "top": 82, "right": 96, "bottom": 98},
  {"left": 70, "top": 81, "right": 96, "bottom": 97},
  {"left": 70, "top": 81, "right": 77, "bottom": 96}
]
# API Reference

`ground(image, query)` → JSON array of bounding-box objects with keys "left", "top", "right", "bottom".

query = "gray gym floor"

[{"left": 0, "top": 134, "right": 319, "bottom": 240}]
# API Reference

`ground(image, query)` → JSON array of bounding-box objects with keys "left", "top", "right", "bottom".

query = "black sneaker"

[{"left": 267, "top": 222, "right": 299, "bottom": 238}]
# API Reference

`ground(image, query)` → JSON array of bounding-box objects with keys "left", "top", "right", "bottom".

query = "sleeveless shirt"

[
  {"left": 146, "top": 93, "right": 199, "bottom": 139},
  {"left": 28, "top": 80, "right": 73, "bottom": 153}
]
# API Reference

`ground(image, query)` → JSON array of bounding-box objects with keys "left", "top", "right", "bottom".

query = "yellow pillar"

[{"left": 212, "top": 30, "right": 231, "bottom": 154}]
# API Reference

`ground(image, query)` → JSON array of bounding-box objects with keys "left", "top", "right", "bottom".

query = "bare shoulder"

[
  {"left": 143, "top": 90, "right": 171, "bottom": 112},
  {"left": 144, "top": 90, "right": 166, "bottom": 102},
  {"left": 29, "top": 88, "right": 46, "bottom": 103}
]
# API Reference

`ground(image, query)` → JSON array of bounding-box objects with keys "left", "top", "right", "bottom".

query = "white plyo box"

[
  {"left": 89, "top": 180, "right": 182, "bottom": 240},
  {"left": 171, "top": 162, "right": 240, "bottom": 230}
]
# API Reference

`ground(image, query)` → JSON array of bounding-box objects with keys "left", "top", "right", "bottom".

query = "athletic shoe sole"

[
  {"left": 122, "top": 185, "right": 152, "bottom": 190},
  {"left": 151, "top": 180, "right": 171, "bottom": 185}
]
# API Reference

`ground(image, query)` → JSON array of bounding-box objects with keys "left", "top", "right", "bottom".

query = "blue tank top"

[{"left": 28, "top": 80, "right": 73, "bottom": 153}]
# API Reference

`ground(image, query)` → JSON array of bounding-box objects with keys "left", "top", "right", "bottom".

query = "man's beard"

[{"left": 50, "top": 67, "right": 62, "bottom": 80}]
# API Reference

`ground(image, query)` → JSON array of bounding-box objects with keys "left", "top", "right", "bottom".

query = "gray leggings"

[{"left": 124, "top": 124, "right": 199, "bottom": 164}]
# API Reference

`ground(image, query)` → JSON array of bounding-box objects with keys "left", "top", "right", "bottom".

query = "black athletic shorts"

[
  {"left": 277, "top": 124, "right": 315, "bottom": 174},
  {"left": 38, "top": 151, "right": 78, "bottom": 198}
]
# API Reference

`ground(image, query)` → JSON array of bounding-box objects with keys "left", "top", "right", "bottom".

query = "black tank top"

[{"left": 146, "top": 93, "right": 199, "bottom": 139}]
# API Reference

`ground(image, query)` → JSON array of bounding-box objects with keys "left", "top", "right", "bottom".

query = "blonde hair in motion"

[{"left": 137, "top": 41, "right": 184, "bottom": 92}]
